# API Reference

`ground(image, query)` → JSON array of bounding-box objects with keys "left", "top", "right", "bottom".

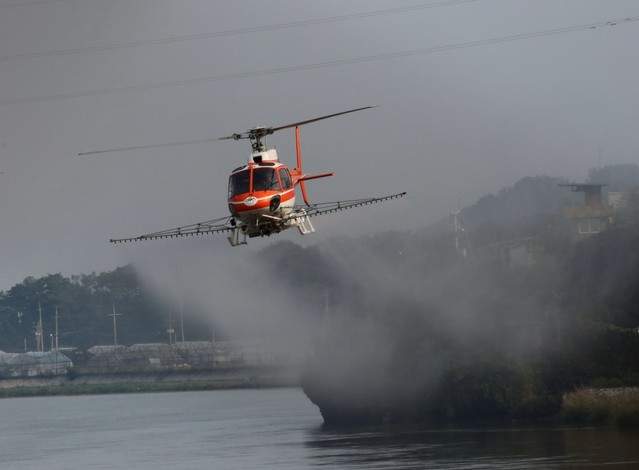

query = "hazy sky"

[{"left": 1, "top": 0, "right": 638, "bottom": 291}]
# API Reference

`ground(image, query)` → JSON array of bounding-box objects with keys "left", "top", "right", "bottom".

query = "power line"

[
  {"left": 1, "top": 15, "right": 637, "bottom": 107},
  {"left": 0, "top": 0, "right": 480, "bottom": 63},
  {"left": 0, "top": 0, "right": 64, "bottom": 9}
]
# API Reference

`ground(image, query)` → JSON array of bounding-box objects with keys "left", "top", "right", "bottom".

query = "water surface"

[{"left": 0, "top": 388, "right": 636, "bottom": 469}]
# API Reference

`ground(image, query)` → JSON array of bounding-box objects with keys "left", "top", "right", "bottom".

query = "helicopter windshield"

[
  {"left": 252, "top": 168, "right": 281, "bottom": 191},
  {"left": 228, "top": 169, "right": 250, "bottom": 197}
]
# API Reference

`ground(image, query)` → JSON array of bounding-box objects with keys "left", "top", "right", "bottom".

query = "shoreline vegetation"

[
  {"left": 561, "top": 387, "right": 639, "bottom": 428},
  {"left": 2, "top": 369, "right": 638, "bottom": 430},
  {"left": 0, "top": 367, "right": 300, "bottom": 399}
]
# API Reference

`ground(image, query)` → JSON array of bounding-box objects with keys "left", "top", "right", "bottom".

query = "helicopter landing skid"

[
  {"left": 227, "top": 227, "right": 248, "bottom": 246},
  {"left": 296, "top": 214, "right": 315, "bottom": 235}
]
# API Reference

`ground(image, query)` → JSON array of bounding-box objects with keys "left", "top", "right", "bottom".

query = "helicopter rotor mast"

[{"left": 219, "top": 105, "right": 376, "bottom": 152}]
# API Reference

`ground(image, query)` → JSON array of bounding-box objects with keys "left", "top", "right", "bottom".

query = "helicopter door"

[{"left": 279, "top": 168, "right": 292, "bottom": 190}]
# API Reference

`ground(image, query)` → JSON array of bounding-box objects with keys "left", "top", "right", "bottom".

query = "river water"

[{"left": 0, "top": 388, "right": 637, "bottom": 469}]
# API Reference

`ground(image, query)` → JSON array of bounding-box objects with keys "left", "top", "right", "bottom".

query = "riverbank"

[
  {"left": 4, "top": 370, "right": 638, "bottom": 430},
  {"left": 0, "top": 366, "right": 300, "bottom": 398},
  {"left": 561, "top": 387, "right": 639, "bottom": 428}
]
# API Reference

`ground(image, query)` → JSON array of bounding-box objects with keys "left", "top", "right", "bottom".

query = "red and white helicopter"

[{"left": 81, "top": 106, "right": 405, "bottom": 246}]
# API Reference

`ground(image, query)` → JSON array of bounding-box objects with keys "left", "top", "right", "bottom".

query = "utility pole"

[
  {"left": 167, "top": 310, "right": 174, "bottom": 345},
  {"left": 179, "top": 304, "right": 185, "bottom": 344},
  {"left": 107, "top": 304, "right": 121, "bottom": 361},
  {"left": 35, "top": 303, "right": 44, "bottom": 352},
  {"left": 451, "top": 207, "right": 475, "bottom": 262},
  {"left": 17, "top": 312, "right": 25, "bottom": 351},
  {"left": 54, "top": 306, "right": 59, "bottom": 351},
  {"left": 451, "top": 209, "right": 466, "bottom": 259}
]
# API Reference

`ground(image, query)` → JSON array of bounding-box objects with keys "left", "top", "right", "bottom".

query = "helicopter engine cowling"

[{"left": 250, "top": 148, "right": 279, "bottom": 164}]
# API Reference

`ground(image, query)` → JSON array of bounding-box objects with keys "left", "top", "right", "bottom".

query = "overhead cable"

[
  {"left": 0, "top": 1, "right": 479, "bottom": 62},
  {"left": 0, "top": 0, "right": 65, "bottom": 9},
  {"left": 1, "top": 15, "right": 637, "bottom": 107}
]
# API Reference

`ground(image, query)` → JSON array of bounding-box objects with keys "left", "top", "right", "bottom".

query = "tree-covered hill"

[{"left": 0, "top": 266, "right": 211, "bottom": 351}]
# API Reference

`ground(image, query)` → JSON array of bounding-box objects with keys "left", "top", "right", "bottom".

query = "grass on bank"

[
  {"left": 561, "top": 387, "right": 639, "bottom": 428},
  {"left": 0, "top": 376, "right": 297, "bottom": 398}
]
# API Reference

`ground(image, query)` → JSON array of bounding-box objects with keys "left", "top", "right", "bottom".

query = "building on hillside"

[
  {"left": 1, "top": 351, "right": 72, "bottom": 377},
  {"left": 174, "top": 341, "right": 218, "bottom": 367},
  {"left": 503, "top": 237, "right": 537, "bottom": 268},
  {"left": 0, "top": 351, "right": 13, "bottom": 365},
  {"left": 85, "top": 345, "right": 130, "bottom": 372},
  {"left": 74, "top": 338, "right": 300, "bottom": 373},
  {"left": 474, "top": 237, "right": 538, "bottom": 268},
  {"left": 559, "top": 183, "right": 614, "bottom": 239},
  {"left": 83, "top": 342, "right": 220, "bottom": 372},
  {"left": 128, "top": 343, "right": 183, "bottom": 369},
  {"left": 608, "top": 191, "right": 628, "bottom": 210}
]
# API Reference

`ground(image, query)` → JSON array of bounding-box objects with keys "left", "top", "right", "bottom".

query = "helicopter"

[{"left": 80, "top": 106, "right": 405, "bottom": 246}]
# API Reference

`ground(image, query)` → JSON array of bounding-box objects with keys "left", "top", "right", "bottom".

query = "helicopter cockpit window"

[
  {"left": 229, "top": 169, "right": 250, "bottom": 197},
  {"left": 252, "top": 168, "right": 281, "bottom": 191},
  {"left": 279, "top": 168, "right": 292, "bottom": 189}
]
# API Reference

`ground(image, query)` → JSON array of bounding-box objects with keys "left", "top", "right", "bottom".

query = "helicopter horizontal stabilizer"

[{"left": 297, "top": 172, "right": 335, "bottom": 182}]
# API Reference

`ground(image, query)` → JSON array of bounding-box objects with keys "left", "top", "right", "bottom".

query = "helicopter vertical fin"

[
  {"left": 293, "top": 125, "right": 334, "bottom": 205},
  {"left": 296, "top": 126, "right": 309, "bottom": 206},
  {"left": 296, "top": 126, "right": 302, "bottom": 172},
  {"left": 300, "top": 181, "right": 310, "bottom": 206}
]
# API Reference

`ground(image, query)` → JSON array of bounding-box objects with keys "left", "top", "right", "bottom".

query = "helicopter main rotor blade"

[
  {"left": 78, "top": 136, "right": 223, "bottom": 156},
  {"left": 80, "top": 106, "right": 376, "bottom": 155},
  {"left": 271, "top": 105, "right": 376, "bottom": 132},
  {"left": 219, "top": 106, "right": 377, "bottom": 141}
]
